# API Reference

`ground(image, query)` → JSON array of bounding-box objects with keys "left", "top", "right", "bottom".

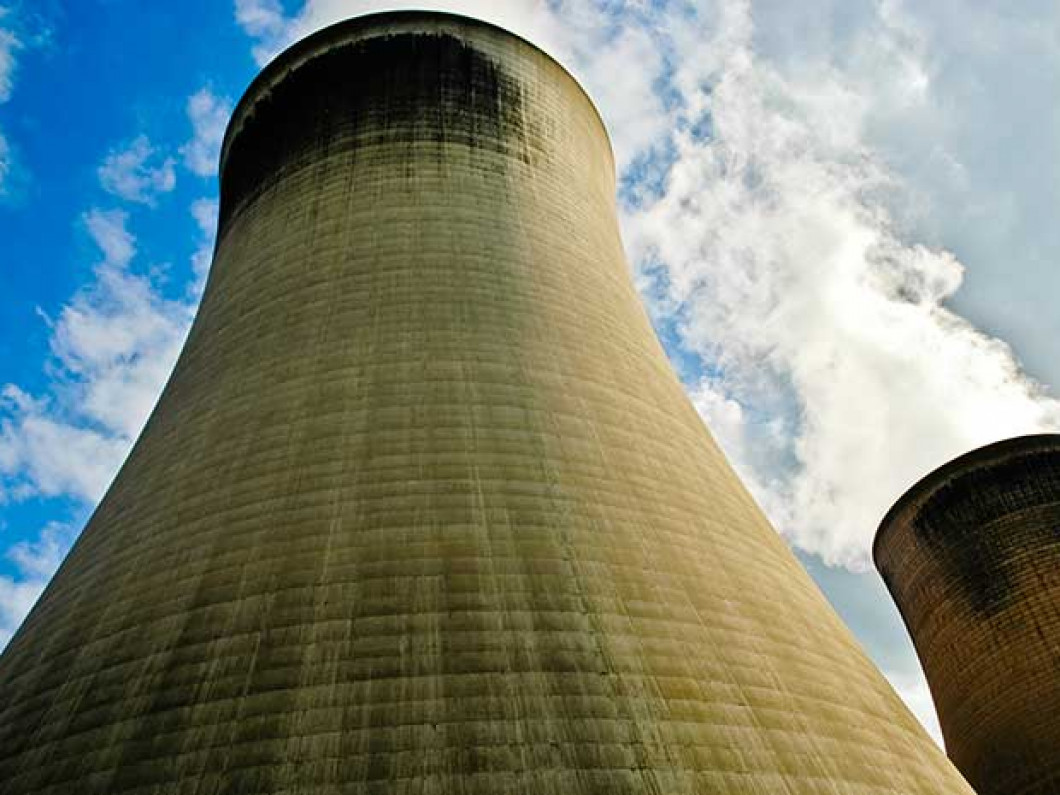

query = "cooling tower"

[
  {"left": 0, "top": 12, "right": 972, "bottom": 794},
  {"left": 876, "top": 434, "right": 1060, "bottom": 795}
]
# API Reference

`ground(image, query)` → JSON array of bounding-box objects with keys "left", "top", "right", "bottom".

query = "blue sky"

[
  {"left": 2, "top": 0, "right": 1059, "bottom": 744},
  {"left": 0, "top": 0, "right": 242, "bottom": 390}
]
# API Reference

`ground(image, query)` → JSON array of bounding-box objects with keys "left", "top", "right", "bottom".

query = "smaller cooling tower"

[{"left": 875, "top": 434, "right": 1060, "bottom": 795}]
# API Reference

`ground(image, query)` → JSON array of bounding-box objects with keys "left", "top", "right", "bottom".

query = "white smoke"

[{"left": 620, "top": 0, "right": 1060, "bottom": 570}]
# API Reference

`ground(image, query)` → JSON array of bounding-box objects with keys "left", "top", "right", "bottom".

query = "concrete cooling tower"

[
  {"left": 876, "top": 434, "right": 1060, "bottom": 795},
  {"left": 0, "top": 12, "right": 972, "bottom": 794}
]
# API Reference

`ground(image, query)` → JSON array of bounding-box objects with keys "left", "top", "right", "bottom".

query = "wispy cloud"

[
  {"left": 234, "top": 0, "right": 286, "bottom": 37},
  {"left": 98, "top": 135, "right": 177, "bottom": 205},
  {"left": 0, "top": 6, "right": 22, "bottom": 195},
  {"left": 0, "top": 521, "right": 75, "bottom": 647},
  {"left": 0, "top": 209, "right": 193, "bottom": 504},
  {"left": 189, "top": 197, "right": 219, "bottom": 292},
  {"left": 0, "top": 129, "right": 11, "bottom": 190},
  {"left": 0, "top": 385, "right": 129, "bottom": 502},
  {"left": 181, "top": 88, "right": 232, "bottom": 178},
  {"left": 0, "top": 9, "right": 21, "bottom": 103},
  {"left": 5, "top": 520, "right": 72, "bottom": 582},
  {"left": 0, "top": 205, "right": 195, "bottom": 644},
  {"left": 234, "top": 0, "right": 289, "bottom": 64}
]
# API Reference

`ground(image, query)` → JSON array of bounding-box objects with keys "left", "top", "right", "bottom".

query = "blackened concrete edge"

[
  {"left": 219, "top": 10, "right": 615, "bottom": 179},
  {"left": 873, "top": 433, "right": 1060, "bottom": 568}
]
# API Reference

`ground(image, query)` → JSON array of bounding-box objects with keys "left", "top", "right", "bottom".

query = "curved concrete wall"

[
  {"left": 0, "top": 12, "right": 971, "bottom": 794},
  {"left": 876, "top": 434, "right": 1060, "bottom": 795}
]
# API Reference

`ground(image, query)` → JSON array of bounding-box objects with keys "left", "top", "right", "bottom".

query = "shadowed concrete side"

[
  {"left": 877, "top": 434, "right": 1060, "bottom": 795},
  {"left": 0, "top": 12, "right": 972, "bottom": 794}
]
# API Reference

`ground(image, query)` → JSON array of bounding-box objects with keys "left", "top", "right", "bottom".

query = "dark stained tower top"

[
  {"left": 876, "top": 434, "right": 1060, "bottom": 795},
  {"left": 0, "top": 12, "right": 973, "bottom": 794},
  {"left": 218, "top": 11, "right": 613, "bottom": 231}
]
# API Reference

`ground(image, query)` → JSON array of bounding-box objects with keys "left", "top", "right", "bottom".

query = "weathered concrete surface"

[
  {"left": 877, "top": 434, "right": 1060, "bottom": 795},
  {"left": 0, "top": 12, "right": 972, "bottom": 794}
]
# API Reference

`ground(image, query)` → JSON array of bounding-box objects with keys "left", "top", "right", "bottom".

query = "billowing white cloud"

[
  {"left": 181, "top": 88, "right": 233, "bottom": 178},
  {"left": 0, "top": 209, "right": 194, "bottom": 504},
  {"left": 98, "top": 135, "right": 177, "bottom": 205},
  {"left": 615, "top": 0, "right": 1060, "bottom": 570}
]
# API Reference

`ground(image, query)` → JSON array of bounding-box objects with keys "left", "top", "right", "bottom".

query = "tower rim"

[
  {"left": 873, "top": 432, "right": 1060, "bottom": 565},
  {"left": 219, "top": 9, "right": 616, "bottom": 179}
]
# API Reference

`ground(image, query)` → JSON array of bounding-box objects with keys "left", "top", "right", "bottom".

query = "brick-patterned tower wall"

[
  {"left": 875, "top": 434, "right": 1060, "bottom": 795},
  {"left": 0, "top": 12, "right": 973, "bottom": 794}
]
